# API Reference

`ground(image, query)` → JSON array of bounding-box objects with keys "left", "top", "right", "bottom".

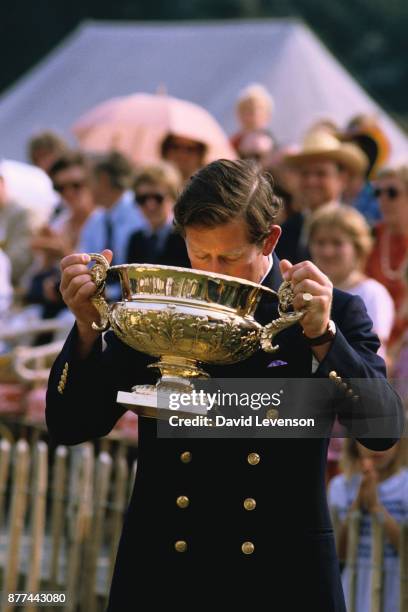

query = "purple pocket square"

[{"left": 267, "top": 360, "right": 288, "bottom": 368}]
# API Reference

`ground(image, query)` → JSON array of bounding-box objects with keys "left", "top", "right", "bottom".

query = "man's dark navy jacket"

[{"left": 46, "top": 256, "right": 403, "bottom": 611}]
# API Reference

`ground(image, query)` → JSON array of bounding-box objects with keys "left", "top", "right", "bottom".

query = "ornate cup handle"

[
  {"left": 260, "top": 280, "right": 306, "bottom": 353},
  {"left": 88, "top": 253, "right": 111, "bottom": 332}
]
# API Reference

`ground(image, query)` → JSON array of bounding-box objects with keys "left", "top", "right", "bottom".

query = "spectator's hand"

[
  {"left": 354, "top": 458, "right": 380, "bottom": 513},
  {"left": 43, "top": 276, "right": 60, "bottom": 303},
  {"left": 279, "top": 259, "right": 333, "bottom": 338},
  {"left": 31, "top": 231, "right": 69, "bottom": 258},
  {"left": 59, "top": 250, "right": 113, "bottom": 337},
  {"left": 31, "top": 234, "right": 58, "bottom": 251}
]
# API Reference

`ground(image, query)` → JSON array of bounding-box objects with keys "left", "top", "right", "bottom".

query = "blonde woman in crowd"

[
  {"left": 329, "top": 438, "right": 408, "bottom": 612},
  {"left": 308, "top": 205, "right": 394, "bottom": 360},
  {"left": 366, "top": 163, "right": 408, "bottom": 346}
]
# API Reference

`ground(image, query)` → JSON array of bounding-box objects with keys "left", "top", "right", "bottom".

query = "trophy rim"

[{"left": 109, "top": 262, "right": 278, "bottom": 296}]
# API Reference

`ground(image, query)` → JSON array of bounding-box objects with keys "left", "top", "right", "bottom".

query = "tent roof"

[{"left": 1, "top": 19, "right": 406, "bottom": 162}]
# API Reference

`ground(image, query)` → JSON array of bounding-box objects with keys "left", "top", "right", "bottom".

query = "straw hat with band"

[{"left": 284, "top": 131, "right": 369, "bottom": 176}]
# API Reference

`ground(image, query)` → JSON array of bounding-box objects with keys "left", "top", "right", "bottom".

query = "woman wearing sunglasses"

[
  {"left": 126, "top": 162, "right": 189, "bottom": 268},
  {"left": 366, "top": 163, "right": 408, "bottom": 347}
]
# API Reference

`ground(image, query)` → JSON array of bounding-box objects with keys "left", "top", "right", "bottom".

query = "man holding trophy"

[{"left": 46, "top": 160, "right": 403, "bottom": 610}]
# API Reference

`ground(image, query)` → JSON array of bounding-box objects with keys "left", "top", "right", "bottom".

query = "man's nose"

[{"left": 205, "top": 259, "right": 229, "bottom": 274}]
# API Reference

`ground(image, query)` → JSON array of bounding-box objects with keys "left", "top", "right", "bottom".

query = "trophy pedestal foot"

[
  {"left": 117, "top": 384, "right": 209, "bottom": 420},
  {"left": 148, "top": 355, "right": 209, "bottom": 379}
]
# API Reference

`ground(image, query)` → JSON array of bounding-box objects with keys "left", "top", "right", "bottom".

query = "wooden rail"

[{"left": 0, "top": 439, "right": 136, "bottom": 611}]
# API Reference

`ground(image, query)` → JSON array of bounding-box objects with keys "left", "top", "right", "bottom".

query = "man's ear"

[{"left": 262, "top": 225, "right": 281, "bottom": 255}]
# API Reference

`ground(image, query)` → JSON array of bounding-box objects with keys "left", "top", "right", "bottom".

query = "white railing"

[{"left": 331, "top": 506, "right": 408, "bottom": 612}]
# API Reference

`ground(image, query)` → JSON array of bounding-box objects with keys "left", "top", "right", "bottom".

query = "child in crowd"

[
  {"left": 230, "top": 83, "right": 274, "bottom": 152},
  {"left": 329, "top": 439, "right": 408, "bottom": 612},
  {"left": 308, "top": 205, "right": 394, "bottom": 361}
]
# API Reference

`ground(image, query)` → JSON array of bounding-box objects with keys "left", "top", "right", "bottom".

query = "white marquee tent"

[{"left": 0, "top": 19, "right": 406, "bottom": 162}]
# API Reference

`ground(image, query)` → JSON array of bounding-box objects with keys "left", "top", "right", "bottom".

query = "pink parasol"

[{"left": 72, "top": 93, "right": 236, "bottom": 164}]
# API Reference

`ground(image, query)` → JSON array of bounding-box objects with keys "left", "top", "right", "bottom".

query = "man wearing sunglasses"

[
  {"left": 126, "top": 162, "right": 189, "bottom": 268},
  {"left": 161, "top": 134, "right": 206, "bottom": 182}
]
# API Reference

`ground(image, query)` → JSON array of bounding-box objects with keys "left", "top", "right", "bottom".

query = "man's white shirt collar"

[{"left": 260, "top": 254, "right": 273, "bottom": 284}]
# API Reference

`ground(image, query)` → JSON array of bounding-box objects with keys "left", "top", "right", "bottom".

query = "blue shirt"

[
  {"left": 79, "top": 191, "right": 146, "bottom": 264},
  {"left": 353, "top": 182, "right": 382, "bottom": 226}
]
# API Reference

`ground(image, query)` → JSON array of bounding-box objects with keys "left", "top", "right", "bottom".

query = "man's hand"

[
  {"left": 60, "top": 249, "right": 113, "bottom": 354},
  {"left": 279, "top": 259, "right": 333, "bottom": 339}
]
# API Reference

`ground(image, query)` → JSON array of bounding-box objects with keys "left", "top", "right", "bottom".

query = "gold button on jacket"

[
  {"left": 174, "top": 540, "right": 187, "bottom": 553},
  {"left": 176, "top": 495, "right": 190, "bottom": 509},
  {"left": 247, "top": 452, "right": 260, "bottom": 465},
  {"left": 243, "top": 498, "right": 256, "bottom": 511},
  {"left": 241, "top": 541, "right": 255, "bottom": 555},
  {"left": 180, "top": 451, "right": 192, "bottom": 464}
]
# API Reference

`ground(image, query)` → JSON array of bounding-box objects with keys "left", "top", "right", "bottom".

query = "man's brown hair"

[
  {"left": 48, "top": 151, "right": 89, "bottom": 179},
  {"left": 173, "top": 159, "right": 281, "bottom": 245},
  {"left": 28, "top": 130, "right": 68, "bottom": 161},
  {"left": 93, "top": 151, "right": 134, "bottom": 190}
]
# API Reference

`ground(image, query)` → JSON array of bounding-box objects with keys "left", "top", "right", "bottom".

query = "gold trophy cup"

[{"left": 88, "top": 253, "right": 305, "bottom": 419}]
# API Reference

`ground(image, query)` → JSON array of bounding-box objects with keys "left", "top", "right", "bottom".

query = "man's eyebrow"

[
  {"left": 221, "top": 248, "right": 245, "bottom": 256},
  {"left": 191, "top": 246, "right": 245, "bottom": 257}
]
